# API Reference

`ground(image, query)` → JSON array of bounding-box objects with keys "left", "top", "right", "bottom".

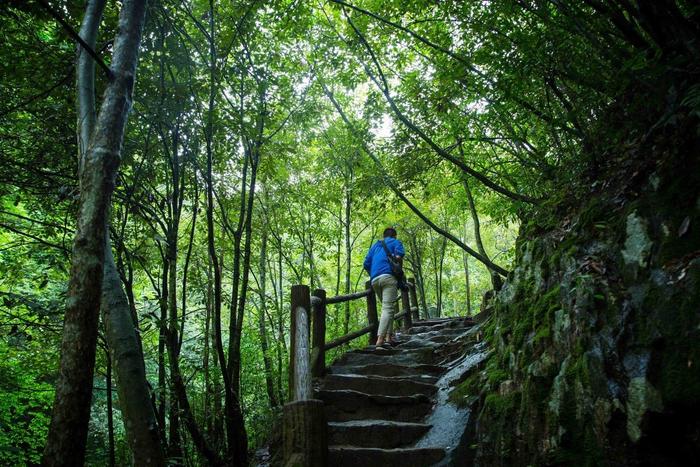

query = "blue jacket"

[{"left": 363, "top": 237, "right": 405, "bottom": 280}]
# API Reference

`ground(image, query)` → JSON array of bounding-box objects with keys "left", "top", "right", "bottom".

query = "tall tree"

[{"left": 43, "top": 0, "right": 149, "bottom": 464}]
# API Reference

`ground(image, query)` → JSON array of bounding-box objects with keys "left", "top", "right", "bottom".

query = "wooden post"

[
  {"left": 293, "top": 303, "right": 312, "bottom": 401},
  {"left": 366, "top": 280, "right": 378, "bottom": 345},
  {"left": 311, "top": 289, "right": 326, "bottom": 378},
  {"left": 289, "top": 284, "right": 310, "bottom": 401},
  {"left": 284, "top": 284, "right": 327, "bottom": 466},
  {"left": 401, "top": 287, "right": 412, "bottom": 329},
  {"left": 408, "top": 277, "right": 420, "bottom": 321},
  {"left": 283, "top": 400, "right": 327, "bottom": 467}
]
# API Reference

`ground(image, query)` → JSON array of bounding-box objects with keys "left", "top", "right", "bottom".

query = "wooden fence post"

[
  {"left": 401, "top": 287, "right": 412, "bottom": 329},
  {"left": 284, "top": 284, "right": 327, "bottom": 467},
  {"left": 283, "top": 399, "right": 327, "bottom": 467},
  {"left": 311, "top": 289, "right": 326, "bottom": 378},
  {"left": 289, "top": 284, "right": 310, "bottom": 400},
  {"left": 408, "top": 277, "right": 420, "bottom": 321},
  {"left": 366, "top": 280, "right": 378, "bottom": 345}
]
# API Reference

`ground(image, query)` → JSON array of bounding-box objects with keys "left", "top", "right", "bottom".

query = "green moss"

[
  {"left": 484, "top": 391, "right": 518, "bottom": 415},
  {"left": 449, "top": 370, "right": 485, "bottom": 407},
  {"left": 487, "top": 368, "right": 509, "bottom": 386},
  {"left": 533, "top": 324, "right": 551, "bottom": 345},
  {"left": 566, "top": 349, "right": 590, "bottom": 385}
]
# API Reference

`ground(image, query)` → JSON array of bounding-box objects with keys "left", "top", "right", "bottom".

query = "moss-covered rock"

[{"left": 464, "top": 111, "right": 700, "bottom": 465}]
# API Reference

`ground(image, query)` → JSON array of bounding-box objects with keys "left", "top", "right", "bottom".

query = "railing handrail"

[
  {"left": 324, "top": 323, "right": 375, "bottom": 351},
  {"left": 324, "top": 288, "right": 371, "bottom": 305}
]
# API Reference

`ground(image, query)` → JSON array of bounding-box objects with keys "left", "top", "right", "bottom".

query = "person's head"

[{"left": 383, "top": 227, "right": 397, "bottom": 238}]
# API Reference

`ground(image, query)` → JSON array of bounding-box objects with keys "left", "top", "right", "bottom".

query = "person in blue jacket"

[{"left": 363, "top": 227, "right": 405, "bottom": 348}]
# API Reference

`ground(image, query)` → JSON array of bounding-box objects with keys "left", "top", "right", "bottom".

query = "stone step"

[
  {"left": 327, "top": 363, "right": 447, "bottom": 378},
  {"left": 400, "top": 333, "right": 462, "bottom": 349},
  {"left": 318, "top": 389, "right": 433, "bottom": 423},
  {"left": 320, "top": 374, "right": 437, "bottom": 397},
  {"left": 332, "top": 347, "right": 435, "bottom": 366},
  {"left": 327, "top": 370, "right": 439, "bottom": 385},
  {"left": 413, "top": 318, "right": 453, "bottom": 326},
  {"left": 328, "top": 446, "right": 445, "bottom": 467},
  {"left": 409, "top": 320, "right": 472, "bottom": 335},
  {"left": 328, "top": 420, "right": 431, "bottom": 448}
]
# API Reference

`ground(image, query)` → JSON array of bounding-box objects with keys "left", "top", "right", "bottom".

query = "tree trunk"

[
  {"left": 103, "top": 239, "right": 165, "bottom": 465},
  {"left": 276, "top": 239, "right": 285, "bottom": 400},
  {"left": 258, "top": 228, "right": 279, "bottom": 408},
  {"left": 43, "top": 1, "right": 148, "bottom": 463},
  {"left": 158, "top": 262, "right": 168, "bottom": 439},
  {"left": 343, "top": 180, "right": 352, "bottom": 334},
  {"left": 165, "top": 329, "right": 224, "bottom": 466},
  {"left": 437, "top": 235, "right": 447, "bottom": 315},
  {"left": 463, "top": 176, "right": 503, "bottom": 291},
  {"left": 204, "top": 260, "right": 212, "bottom": 438},
  {"left": 166, "top": 128, "right": 182, "bottom": 462},
  {"left": 463, "top": 221, "right": 472, "bottom": 315},
  {"left": 227, "top": 143, "right": 259, "bottom": 465},
  {"left": 335, "top": 208, "right": 342, "bottom": 298},
  {"left": 407, "top": 234, "right": 429, "bottom": 319},
  {"left": 75, "top": 0, "right": 106, "bottom": 176},
  {"left": 106, "top": 350, "right": 116, "bottom": 467}
]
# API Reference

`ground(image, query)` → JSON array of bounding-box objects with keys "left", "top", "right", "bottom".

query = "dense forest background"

[{"left": 1, "top": 0, "right": 698, "bottom": 465}]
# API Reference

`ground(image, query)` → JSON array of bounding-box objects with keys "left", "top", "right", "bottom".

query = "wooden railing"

[
  {"left": 292, "top": 278, "right": 420, "bottom": 382},
  {"left": 284, "top": 278, "right": 420, "bottom": 465}
]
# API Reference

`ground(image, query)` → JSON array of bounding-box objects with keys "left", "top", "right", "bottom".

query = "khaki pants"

[{"left": 372, "top": 274, "right": 398, "bottom": 340}]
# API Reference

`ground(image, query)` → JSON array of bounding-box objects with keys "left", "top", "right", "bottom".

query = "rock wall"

[{"left": 460, "top": 114, "right": 700, "bottom": 466}]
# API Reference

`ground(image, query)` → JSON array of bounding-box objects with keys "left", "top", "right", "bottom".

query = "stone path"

[{"left": 315, "top": 317, "right": 484, "bottom": 467}]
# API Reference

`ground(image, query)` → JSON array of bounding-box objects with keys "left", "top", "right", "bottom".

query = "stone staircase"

[{"left": 314, "top": 317, "right": 482, "bottom": 467}]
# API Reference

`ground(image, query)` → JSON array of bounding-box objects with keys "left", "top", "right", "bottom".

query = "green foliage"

[
  {"left": 0, "top": 341, "right": 55, "bottom": 465},
  {"left": 2, "top": 0, "right": 697, "bottom": 463}
]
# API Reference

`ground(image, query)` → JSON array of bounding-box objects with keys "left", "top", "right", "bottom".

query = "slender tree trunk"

[
  {"left": 212, "top": 354, "right": 224, "bottom": 451},
  {"left": 343, "top": 180, "right": 352, "bottom": 334},
  {"left": 166, "top": 129, "right": 182, "bottom": 462},
  {"left": 165, "top": 328, "right": 224, "bottom": 466},
  {"left": 202, "top": 2, "right": 239, "bottom": 462},
  {"left": 264, "top": 228, "right": 284, "bottom": 403},
  {"left": 204, "top": 260, "right": 212, "bottom": 437},
  {"left": 75, "top": 0, "right": 106, "bottom": 175},
  {"left": 407, "top": 234, "right": 429, "bottom": 319},
  {"left": 43, "top": 1, "right": 148, "bottom": 463},
  {"left": 276, "top": 238, "right": 285, "bottom": 400},
  {"left": 228, "top": 144, "right": 259, "bottom": 465},
  {"left": 106, "top": 350, "right": 116, "bottom": 467},
  {"left": 335, "top": 207, "right": 342, "bottom": 297},
  {"left": 463, "top": 221, "right": 472, "bottom": 315},
  {"left": 258, "top": 228, "right": 278, "bottom": 408},
  {"left": 463, "top": 177, "right": 503, "bottom": 290},
  {"left": 180, "top": 178, "right": 198, "bottom": 354},
  {"left": 158, "top": 262, "right": 168, "bottom": 438},
  {"left": 438, "top": 237, "right": 447, "bottom": 314}
]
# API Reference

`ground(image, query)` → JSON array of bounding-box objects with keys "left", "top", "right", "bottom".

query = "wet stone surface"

[{"left": 317, "top": 317, "right": 487, "bottom": 467}]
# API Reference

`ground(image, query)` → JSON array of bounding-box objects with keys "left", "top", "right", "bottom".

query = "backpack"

[{"left": 380, "top": 240, "right": 409, "bottom": 290}]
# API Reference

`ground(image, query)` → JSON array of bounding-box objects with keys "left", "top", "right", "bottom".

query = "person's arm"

[
  {"left": 363, "top": 244, "right": 373, "bottom": 273},
  {"left": 394, "top": 239, "right": 406, "bottom": 262}
]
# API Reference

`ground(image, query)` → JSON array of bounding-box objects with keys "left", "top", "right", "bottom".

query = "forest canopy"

[{"left": 1, "top": 0, "right": 698, "bottom": 465}]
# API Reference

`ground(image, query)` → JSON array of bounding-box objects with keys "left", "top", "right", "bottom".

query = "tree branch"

[{"left": 36, "top": 0, "right": 113, "bottom": 79}]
